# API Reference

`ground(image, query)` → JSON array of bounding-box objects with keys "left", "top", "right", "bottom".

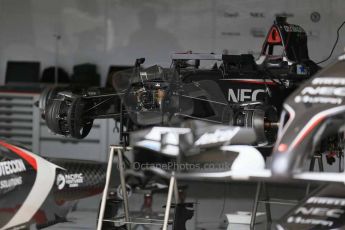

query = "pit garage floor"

[
  {"left": 45, "top": 181, "right": 311, "bottom": 230},
  {"left": 48, "top": 211, "right": 98, "bottom": 230}
]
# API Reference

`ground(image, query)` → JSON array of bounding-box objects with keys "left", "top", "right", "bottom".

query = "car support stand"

[
  {"left": 97, "top": 145, "right": 132, "bottom": 230},
  {"left": 97, "top": 145, "right": 191, "bottom": 230}
]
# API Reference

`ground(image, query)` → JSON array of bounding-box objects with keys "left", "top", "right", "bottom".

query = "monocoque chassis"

[
  {"left": 40, "top": 55, "right": 309, "bottom": 146},
  {"left": 39, "top": 17, "right": 319, "bottom": 149}
]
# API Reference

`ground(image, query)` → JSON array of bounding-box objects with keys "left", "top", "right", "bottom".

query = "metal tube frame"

[
  {"left": 250, "top": 182, "right": 262, "bottom": 230},
  {"left": 98, "top": 145, "right": 178, "bottom": 229},
  {"left": 117, "top": 148, "right": 131, "bottom": 230},
  {"left": 97, "top": 147, "right": 115, "bottom": 230},
  {"left": 163, "top": 173, "right": 176, "bottom": 230},
  {"left": 97, "top": 146, "right": 133, "bottom": 230}
]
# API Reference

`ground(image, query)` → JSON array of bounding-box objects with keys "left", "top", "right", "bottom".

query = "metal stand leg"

[
  {"left": 309, "top": 156, "right": 315, "bottom": 171},
  {"left": 305, "top": 183, "right": 311, "bottom": 196},
  {"left": 97, "top": 147, "right": 115, "bottom": 230},
  {"left": 306, "top": 154, "right": 318, "bottom": 196},
  {"left": 317, "top": 154, "right": 324, "bottom": 171},
  {"left": 163, "top": 174, "right": 176, "bottom": 230},
  {"left": 174, "top": 178, "right": 180, "bottom": 204},
  {"left": 306, "top": 153, "right": 324, "bottom": 196},
  {"left": 118, "top": 148, "right": 131, "bottom": 230},
  {"left": 262, "top": 183, "right": 271, "bottom": 224},
  {"left": 250, "top": 182, "right": 262, "bottom": 230},
  {"left": 339, "top": 154, "right": 343, "bottom": 172}
]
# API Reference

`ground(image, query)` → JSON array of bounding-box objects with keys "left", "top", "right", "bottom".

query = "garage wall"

[{"left": 0, "top": 0, "right": 344, "bottom": 85}]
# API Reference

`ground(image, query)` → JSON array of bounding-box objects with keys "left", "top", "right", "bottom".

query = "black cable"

[
  {"left": 263, "top": 69, "right": 285, "bottom": 87},
  {"left": 316, "top": 20, "right": 345, "bottom": 64}
]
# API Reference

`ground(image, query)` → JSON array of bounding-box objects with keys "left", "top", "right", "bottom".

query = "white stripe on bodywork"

[{"left": 1, "top": 147, "right": 59, "bottom": 230}]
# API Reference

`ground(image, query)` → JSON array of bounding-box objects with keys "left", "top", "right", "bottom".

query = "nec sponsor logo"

[
  {"left": 228, "top": 89, "right": 265, "bottom": 102},
  {"left": 295, "top": 207, "right": 344, "bottom": 218},
  {"left": 0, "top": 159, "right": 26, "bottom": 177}
]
